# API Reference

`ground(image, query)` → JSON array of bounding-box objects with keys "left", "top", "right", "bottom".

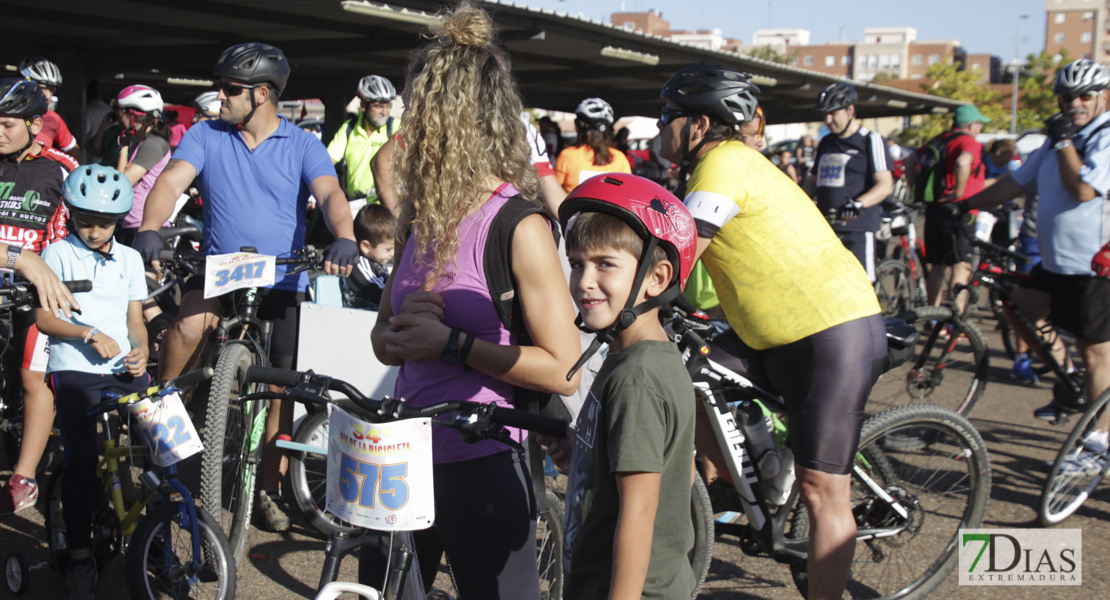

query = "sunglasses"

[
  {"left": 216, "top": 81, "right": 260, "bottom": 97},
  {"left": 660, "top": 106, "right": 697, "bottom": 126},
  {"left": 1060, "top": 91, "right": 1101, "bottom": 103}
]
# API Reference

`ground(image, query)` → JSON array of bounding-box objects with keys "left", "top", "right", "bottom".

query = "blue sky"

[{"left": 513, "top": 0, "right": 1049, "bottom": 60}]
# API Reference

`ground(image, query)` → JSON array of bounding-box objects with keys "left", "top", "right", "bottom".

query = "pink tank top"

[{"left": 391, "top": 183, "right": 525, "bottom": 463}]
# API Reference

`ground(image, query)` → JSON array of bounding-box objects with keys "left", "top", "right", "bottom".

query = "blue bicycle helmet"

[{"left": 63, "top": 165, "right": 134, "bottom": 219}]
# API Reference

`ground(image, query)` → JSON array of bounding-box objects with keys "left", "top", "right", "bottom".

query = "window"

[
  {"left": 972, "top": 62, "right": 982, "bottom": 70},
  {"left": 891, "top": 53, "right": 901, "bottom": 68},
  {"left": 1055, "top": 13, "right": 1066, "bottom": 24},
  {"left": 868, "top": 54, "right": 878, "bottom": 69},
  {"left": 1082, "top": 32, "right": 1093, "bottom": 42},
  {"left": 1055, "top": 32, "right": 1066, "bottom": 43},
  {"left": 879, "top": 54, "right": 890, "bottom": 68},
  {"left": 928, "top": 54, "right": 940, "bottom": 65},
  {"left": 1084, "top": 11, "right": 1095, "bottom": 21},
  {"left": 805, "top": 55, "right": 814, "bottom": 66},
  {"left": 825, "top": 55, "right": 836, "bottom": 66},
  {"left": 913, "top": 54, "right": 923, "bottom": 66}
]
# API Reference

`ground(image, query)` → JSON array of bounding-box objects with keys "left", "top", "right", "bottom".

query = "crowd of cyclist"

[{"left": 3, "top": 0, "right": 1110, "bottom": 597}]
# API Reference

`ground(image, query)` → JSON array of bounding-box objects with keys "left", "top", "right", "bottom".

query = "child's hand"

[
  {"left": 535, "top": 428, "right": 575, "bottom": 474},
  {"left": 90, "top": 332, "right": 121, "bottom": 359},
  {"left": 125, "top": 345, "right": 149, "bottom": 377}
]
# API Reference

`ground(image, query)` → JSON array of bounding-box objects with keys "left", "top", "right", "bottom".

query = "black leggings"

[
  {"left": 358, "top": 449, "right": 539, "bottom": 599},
  {"left": 47, "top": 370, "right": 151, "bottom": 550},
  {"left": 752, "top": 314, "right": 887, "bottom": 475}
]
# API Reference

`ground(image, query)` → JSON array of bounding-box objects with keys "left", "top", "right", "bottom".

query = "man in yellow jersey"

[
  {"left": 327, "top": 75, "right": 398, "bottom": 209},
  {"left": 657, "top": 64, "right": 886, "bottom": 600}
]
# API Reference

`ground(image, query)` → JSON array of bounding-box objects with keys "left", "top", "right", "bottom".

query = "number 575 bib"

[{"left": 326, "top": 405, "right": 435, "bottom": 531}]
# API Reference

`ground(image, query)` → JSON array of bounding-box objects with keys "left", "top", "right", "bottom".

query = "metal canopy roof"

[{"left": 5, "top": 0, "right": 964, "bottom": 130}]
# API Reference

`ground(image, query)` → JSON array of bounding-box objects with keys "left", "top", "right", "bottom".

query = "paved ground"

[{"left": 3, "top": 309, "right": 1109, "bottom": 599}]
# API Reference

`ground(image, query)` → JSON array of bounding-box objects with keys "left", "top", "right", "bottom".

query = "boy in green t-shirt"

[{"left": 541, "top": 173, "right": 698, "bottom": 599}]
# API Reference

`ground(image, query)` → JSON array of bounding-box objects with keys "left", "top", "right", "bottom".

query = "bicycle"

[
  {"left": 6, "top": 368, "right": 237, "bottom": 600},
  {"left": 165, "top": 245, "right": 326, "bottom": 564},
  {"left": 874, "top": 200, "right": 928, "bottom": 317},
  {"left": 666, "top": 303, "right": 992, "bottom": 600},
  {"left": 242, "top": 365, "right": 571, "bottom": 600},
  {"left": 1039, "top": 385, "right": 1110, "bottom": 526}
]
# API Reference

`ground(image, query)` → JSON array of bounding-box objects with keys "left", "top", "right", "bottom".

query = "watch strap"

[
  {"left": 5, "top": 245, "right": 21, "bottom": 269},
  {"left": 441, "top": 327, "right": 462, "bottom": 364},
  {"left": 459, "top": 332, "right": 475, "bottom": 363},
  {"left": 1055, "top": 139, "right": 1074, "bottom": 150}
]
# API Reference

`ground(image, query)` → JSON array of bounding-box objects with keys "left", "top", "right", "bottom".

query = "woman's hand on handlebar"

[
  {"left": 535, "top": 429, "right": 574, "bottom": 474},
  {"left": 14, "top": 250, "right": 79, "bottom": 318}
]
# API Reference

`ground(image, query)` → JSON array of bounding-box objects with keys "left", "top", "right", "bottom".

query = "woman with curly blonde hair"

[{"left": 369, "top": 1, "right": 581, "bottom": 596}]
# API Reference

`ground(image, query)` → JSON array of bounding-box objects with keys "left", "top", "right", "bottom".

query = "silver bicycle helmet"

[
  {"left": 1055, "top": 58, "right": 1110, "bottom": 97},
  {"left": 194, "top": 91, "right": 221, "bottom": 118},
  {"left": 659, "top": 65, "right": 760, "bottom": 126},
  {"left": 357, "top": 75, "right": 396, "bottom": 103},
  {"left": 18, "top": 57, "right": 62, "bottom": 88},
  {"left": 576, "top": 98, "right": 615, "bottom": 125}
]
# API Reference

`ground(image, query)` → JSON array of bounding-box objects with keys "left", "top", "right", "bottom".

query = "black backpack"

[
  {"left": 334, "top": 116, "right": 395, "bottom": 197},
  {"left": 914, "top": 130, "right": 967, "bottom": 204}
]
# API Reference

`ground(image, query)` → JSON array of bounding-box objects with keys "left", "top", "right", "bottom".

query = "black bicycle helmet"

[
  {"left": 813, "top": 82, "right": 858, "bottom": 113},
  {"left": 660, "top": 64, "right": 760, "bottom": 126},
  {"left": 0, "top": 78, "right": 48, "bottom": 119},
  {"left": 1054, "top": 58, "right": 1110, "bottom": 97},
  {"left": 214, "top": 42, "right": 291, "bottom": 96},
  {"left": 18, "top": 57, "right": 62, "bottom": 88}
]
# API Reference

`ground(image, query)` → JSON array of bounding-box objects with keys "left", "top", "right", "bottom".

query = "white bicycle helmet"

[
  {"left": 357, "top": 75, "right": 396, "bottom": 103},
  {"left": 576, "top": 98, "right": 615, "bottom": 125},
  {"left": 18, "top": 57, "right": 62, "bottom": 88},
  {"left": 117, "top": 85, "right": 164, "bottom": 116},
  {"left": 1055, "top": 58, "right": 1110, "bottom": 97},
  {"left": 193, "top": 91, "right": 220, "bottom": 118}
]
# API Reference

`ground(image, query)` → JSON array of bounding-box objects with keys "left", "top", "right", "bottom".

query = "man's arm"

[
  {"left": 609, "top": 471, "right": 661, "bottom": 600},
  {"left": 857, "top": 169, "right": 894, "bottom": 208},
  {"left": 139, "top": 159, "right": 197, "bottom": 232},
  {"left": 943, "top": 151, "right": 974, "bottom": 202},
  {"left": 962, "top": 174, "right": 1027, "bottom": 212},
  {"left": 370, "top": 138, "right": 399, "bottom": 212},
  {"left": 309, "top": 174, "right": 357, "bottom": 276},
  {"left": 1055, "top": 145, "right": 1100, "bottom": 202}
]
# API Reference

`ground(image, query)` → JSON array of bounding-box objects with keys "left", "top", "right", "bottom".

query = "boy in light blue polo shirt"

[{"left": 34, "top": 166, "right": 150, "bottom": 600}]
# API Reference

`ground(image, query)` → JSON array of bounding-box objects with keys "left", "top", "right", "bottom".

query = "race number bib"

[
  {"left": 128, "top": 392, "right": 203, "bottom": 467},
  {"left": 326, "top": 405, "right": 435, "bottom": 531},
  {"left": 204, "top": 252, "right": 276, "bottom": 299},
  {"left": 816, "top": 153, "right": 851, "bottom": 188}
]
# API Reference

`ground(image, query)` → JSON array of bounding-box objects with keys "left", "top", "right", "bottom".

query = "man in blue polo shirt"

[{"left": 133, "top": 42, "right": 357, "bottom": 532}]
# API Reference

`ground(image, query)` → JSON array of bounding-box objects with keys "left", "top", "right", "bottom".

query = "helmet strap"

[
  {"left": 565, "top": 237, "right": 681, "bottom": 380},
  {"left": 238, "top": 88, "right": 261, "bottom": 130}
]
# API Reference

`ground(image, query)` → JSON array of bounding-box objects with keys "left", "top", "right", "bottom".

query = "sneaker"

[
  {"left": 64, "top": 556, "right": 97, "bottom": 600},
  {"left": 257, "top": 490, "right": 290, "bottom": 532},
  {"left": 1033, "top": 400, "right": 1066, "bottom": 421},
  {"left": 1083, "top": 430, "right": 1110, "bottom": 455},
  {"left": 1058, "top": 453, "right": 1107, "bottom": 476},
  {"left": 0, "top": 475, "right": 39, "bottom": 515},
  {"left": 1010, "top": 354, "right": 1039, "bottom": 385}
]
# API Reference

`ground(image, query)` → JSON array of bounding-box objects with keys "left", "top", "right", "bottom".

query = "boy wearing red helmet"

[{"left": 544, "top": 173, "right": 698, "bottom": 600}]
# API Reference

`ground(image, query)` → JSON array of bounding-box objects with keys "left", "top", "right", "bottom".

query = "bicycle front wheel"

[
  {"left": 288, "top": 409, "right": 359, "bottom": 536},
  {"left": 790, "top": 403, "right": 991, "bottom": 600},
  {"left": 867, "top": 306, "right": 989, "bottom": 417},
  {"left": 200, "top": 343, "right": 261, "bottom": 564},
  {"left": 1040, "top": 388, "right": 1110, "bottom": 526},
  {"left": 874, "top": 259, "right": 916, "bottom": 318},
  {"left": 689, "top": 472, "right": 714, "bottom": 599},
  {"left": 126, "top": 501, "right": 237, "bottom": 600},
  {"left": 537, "top": 489, "right": 564, "bottom": 600}
]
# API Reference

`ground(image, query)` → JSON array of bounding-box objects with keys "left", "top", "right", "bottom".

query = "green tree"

[
  {"left": 896, "top": 56, "right": 1007, "bottom": 146},
  {"left": 746, "top": 44, "right": 799, "bottom": 65},
  {"left": 1014, "top": 49, "right": 1071, "bottom": 132}
]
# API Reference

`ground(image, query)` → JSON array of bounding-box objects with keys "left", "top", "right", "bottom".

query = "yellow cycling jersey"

[
  {"left": 326, "top": 115, "right": 397, "bottom": 199},
  {"left": 684, "top": 140, "right": 880, "bottom": 350}
]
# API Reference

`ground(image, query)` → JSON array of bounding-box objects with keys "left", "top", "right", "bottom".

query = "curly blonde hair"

[{"left": 396, "top": 0, "right": 541, "bottom": 283}]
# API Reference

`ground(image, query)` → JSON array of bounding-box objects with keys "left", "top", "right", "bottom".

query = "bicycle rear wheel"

[
  {"left": 790, "top": 404, "right": 991, "bottom": 600},
  {"left": 126, "top": 501, "right": 237, "bottom": 600},
  {"left": 200, "top": 343, "right": 261, "bottom": 564},
  {"left": 288, "top": 410, "right": 359, "bottom": 536},
  {"left": 689, "top": 472, "right": 714, "bottom": 599},
  {"left": 537, "top": 489, "right": 564, "bottom": 600},
  {"left": 866, "top": 306, "right": 989, "bottom": 417},
  {"left": 874, "top": 259, "right": 916, "bottom": 318},
  {"left": 1039, "top": 388, "right": 1110, "bottom": 526}
]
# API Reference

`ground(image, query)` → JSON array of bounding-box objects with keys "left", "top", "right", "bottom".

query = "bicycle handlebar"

[
  {"left": 85, "top": 367, "right": 214, "bottom": 416},
  {"left": 0, "top": 279, "right": 92, "bottom": 310},
  {"left": 246, "top": 365, "right": 569, "bottom": 439},
  {"left": 954, "top": 222, "right": 1028, "bottom": 263}
]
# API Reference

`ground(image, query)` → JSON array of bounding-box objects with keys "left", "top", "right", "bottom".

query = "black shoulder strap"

[
  {"left": 386, "top": 117, "right": 394, "bottom": 138},
  {"left": 1078, "top": 120, "right": 1110, "bottom": 160},
  {"left": 344, "top": 118, "right": 356, "bottom": 141},
  {"left": 483, "top": 194, "right": 560, "bottom": 345}
]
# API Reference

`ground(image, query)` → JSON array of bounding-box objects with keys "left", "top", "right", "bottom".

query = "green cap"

[{"left": 954, "top": 104, "right": 990, "bottom": 124}]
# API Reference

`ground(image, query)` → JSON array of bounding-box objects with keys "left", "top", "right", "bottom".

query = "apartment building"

[
  {"left": 609, "top": 10, "right": 743, "bottom": 52},
  {"left": 1044, "top": 0, "right": 1110, "bottom": 63}
]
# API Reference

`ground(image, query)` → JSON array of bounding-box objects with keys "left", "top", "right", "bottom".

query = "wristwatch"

[
  {"left": 5, "top": 244, "right": 21, "bottom": 269},
  {"left": 441, "top": 328, "right": 465, "bottom": 364},
  {"left": 1054, "top": 139, "right": 1074, "bottom": 151}
]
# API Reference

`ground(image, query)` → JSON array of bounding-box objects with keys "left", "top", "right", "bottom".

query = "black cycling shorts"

[
  {"left": 1033, "top": 264, "right": 1110, "bottom": 343},
  {"left": 924, "top": 204, "right": 976, "bottom": 266},
  {"left": 749, "top": 314, "right": 888, "bottom": 475},
  {"left": 181, "top": 276, "right": 303, "bottom": 369}
]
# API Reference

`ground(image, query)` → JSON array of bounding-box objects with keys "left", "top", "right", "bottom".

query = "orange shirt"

[{"left": 555, "top": 145, "right": 632, "bottom": 193}]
